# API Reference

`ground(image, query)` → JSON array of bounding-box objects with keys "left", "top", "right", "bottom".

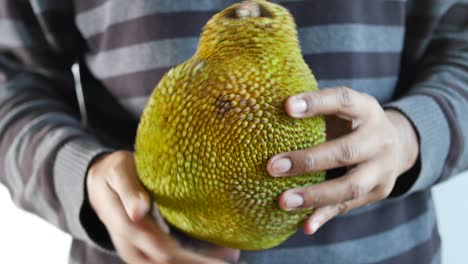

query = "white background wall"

[{"left": 0, "top": 172, "right": 467, "bottom": 263}]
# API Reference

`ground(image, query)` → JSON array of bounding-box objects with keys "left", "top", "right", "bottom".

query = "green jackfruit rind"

[{"left": 135, "top": 1, "right": 326, "bottom": 250}]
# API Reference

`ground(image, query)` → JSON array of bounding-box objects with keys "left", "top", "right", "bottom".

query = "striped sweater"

[{"left": 1, "top": 0, "right": 468, "bottom": 263}]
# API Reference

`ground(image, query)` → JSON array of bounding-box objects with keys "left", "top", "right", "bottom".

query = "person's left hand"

[{"left": 266, "top": 86, "right": 419, "bottom": 235}]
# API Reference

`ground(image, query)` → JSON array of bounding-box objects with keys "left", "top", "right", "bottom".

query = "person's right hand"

[{"left": 86, "top": 150, "right": 240, "bottom": 264}]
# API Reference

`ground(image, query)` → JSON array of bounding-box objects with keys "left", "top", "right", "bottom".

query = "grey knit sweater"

[{"left": 1, "top": 0, "right": 467, "bottom": 263}]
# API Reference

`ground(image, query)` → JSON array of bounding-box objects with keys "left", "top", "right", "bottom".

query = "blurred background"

[{"left": 0, "top": 172, "right": 467, "bottom": 263}]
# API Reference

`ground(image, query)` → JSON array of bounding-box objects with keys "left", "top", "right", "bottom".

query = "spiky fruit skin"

[{"left": 135, "top": 0, "right": 326, "bottom": 250}]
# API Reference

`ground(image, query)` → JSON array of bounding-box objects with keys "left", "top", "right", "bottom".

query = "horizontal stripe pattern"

[
  {"left": 1, "top": 99, "right": 72, "bottom": 193},
  {"left": 76, "top": 0, "right": 234, "bottom": 37},
  {"left": 282, "top": 191, "right": 429, "bottom": 247},
  {"left": 283, "top": 0, "right": 405, "bottom": 26},
  {"left": 119, "top": 96, "right": 149, "bottom": 117},
  {"left": 319, "top": 77, "right": 397, "bottom": 102},
  {"left": 2, "top": 0, "right": 468, "bottom": 263},
  {"left": 77, "top": 0, "right": 405, "bottom": 39},
  {"left": 87, "top": 21, "right": 404, "bottom": 54},
  {"left": 299, "top": 25, "right": 404, "bottom": 54},
  {"left": 240, "top": 197, "right": 437, "bottom": 263},
  {"left": 16, "top": 116, "right": 82, "bottom": 219},
  {"left": 101, "top": 67, "right": 169, "bottom": 98},
  {"left": 88, "top": 46, "right": 400, "bottom": 95},
  {"left": 99, "top": 52, "right": 400, "bottom": 99},
  {"left": 305, "top": 52, "right": 401, "bottom": 79},
  {"left": 85, "top": 11, "right": 212, "bottom": 52},
  {"left": 417, "top": 91, "right": 465, "bottom": 183},
  {"left": 376, "top": 226, "right": 440, "bottom": 264},
  {"left": 86, "top": 37, "right": 198, "bottom": 79}
]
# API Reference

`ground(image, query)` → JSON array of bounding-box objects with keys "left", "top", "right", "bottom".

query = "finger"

[
  {"left": 278, "top": 162, "right": 380, "bottom": 211},
  {"left": 285, "top": 86, "right": 379, "bottom": 120},
  {"left": 89, "top": 164, "right": 221, "bottom": 264},
  {"left": 134, "top": 217, "right": 231, "bottom": 264},
  {"left": 302, "top": 204, "right": 347, "bottom": 235},
  {"left": 91, "top": 171, "right": 156, "bottom": 263},
  {"left": 303, "top": 189, "right": 385, "bottom": 235},
  {"left": 267, "top": 128, "right": 379, "bottom": 176},
  {"left": 89, "top": 167, "right": 134, "bottom": 227},
  {"left": 106, "top": 152, "right": 151, "bottom": 222},
  {"left": 111, "top": 238, "right": 152, "bottom": 264}
]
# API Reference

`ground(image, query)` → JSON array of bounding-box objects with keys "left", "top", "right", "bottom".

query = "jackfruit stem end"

[{"left": 236, "top": 2, "right": 261, "bottom": 18}]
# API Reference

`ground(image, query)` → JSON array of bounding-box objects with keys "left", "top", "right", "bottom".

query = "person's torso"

[
  {"left": 33, "top": 0, "right": 448, "bottom": 263},
  {"left": 74, "top": 0, "right": 408, "bottom": 119}
]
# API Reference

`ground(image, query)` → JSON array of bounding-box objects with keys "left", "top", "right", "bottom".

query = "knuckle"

[
  {"left": 348, "top": 182, "right": 366, "bottom": 200},
  {"left": 381, "top": 136, "right": 395, "bottom": 151},
  {"left": 113, "top": 149, "right": 130, "bottom": 159},
  {"left": 374, "top": 186, "right": 390, "bottom": 200},
  {"left": 362, "top": 93, "right": 379, "bottom": 106},
  {"left": 337, "top": 143, "right": 359, "bottom": 164},
  {"left": 336, "top": 87, "right": 354, "bottom": 108},
  {"left": 305, "top": 93, "right": 325, "bottom": 109},
  {"left": 337, "top": 203, "right": 349, "bottom": 215},
  {"left": 303, "top": 152, "right": 316, "bottom": 171},
  {"left": 111, "top": 150, "right": 131, "bottom": 167},
  {"left": 106, "top": 169, "right": 120, "bottom": 187},
  {"left": 380, "top": 184, "right": 394, "bottom": 198},
  {"left": 376, "top": 190, "right": 387, "bottom": 200},
  {"left": 304, "top": 190, "right": 322, "bottom": 208}
]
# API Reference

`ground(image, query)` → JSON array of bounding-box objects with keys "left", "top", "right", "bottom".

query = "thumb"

[{"left": 104, "top": 151, "right": 151, "bottom": 222}]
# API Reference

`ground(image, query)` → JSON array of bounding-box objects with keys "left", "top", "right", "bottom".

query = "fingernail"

[
  {"left": 271, "top": 158, "right": 292, "bottom": 174},
  {"left": 284, "top": 193, "right": 304, "bottom": 209},
  {"left": 307, "top": 214, "right": 323, "bottom": 234},
  {"left": 289, "top": 98, "right": 307, "bottom": 115},
  {"left": 311, "top": 221, "right": 321, "bottom": 234}
]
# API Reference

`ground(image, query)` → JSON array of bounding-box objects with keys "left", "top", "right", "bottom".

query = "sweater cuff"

[
  {"left": 384, "top": 94, "right": 450, "bottom": 195},
  {"left": 53, "top": 137, "right": 114, "bottom": 251}
]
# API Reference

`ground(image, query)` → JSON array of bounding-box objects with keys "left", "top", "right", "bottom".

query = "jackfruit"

[{"left": 135, "top": 0, "right": 326, "bottom": 250}]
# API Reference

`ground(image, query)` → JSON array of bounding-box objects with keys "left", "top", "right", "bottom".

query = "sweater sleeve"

[
  {"left": 0, "top": 1, "right": 113, "bottom": 249},
  {"left": 386, "top": 1, "right": 468, "bottom": 195}
]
